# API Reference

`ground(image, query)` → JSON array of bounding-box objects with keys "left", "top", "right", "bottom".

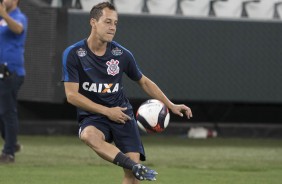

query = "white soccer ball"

[{"left": 136, "top": 99, "right": 170, "bottom": 133}]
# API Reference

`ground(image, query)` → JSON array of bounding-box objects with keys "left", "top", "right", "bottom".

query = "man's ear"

[{"left": 90, "top": 18, "right": 97, "bottom": 28}]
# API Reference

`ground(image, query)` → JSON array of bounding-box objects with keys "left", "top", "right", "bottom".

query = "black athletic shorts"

[{"left": 79, "top": 114, "right": 146, "bottom": 161}]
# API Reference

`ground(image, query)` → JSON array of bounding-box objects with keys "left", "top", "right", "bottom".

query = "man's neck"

[
  {"left": 87, "top": 36, "right": 108, "bottom": 57},
  {"left": 7, "top": 6, "right": 17, "bottom": 13}
]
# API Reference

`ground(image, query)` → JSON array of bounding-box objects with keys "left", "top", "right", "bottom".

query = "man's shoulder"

[
  {"left": 11, "top": 8, "right": 28, "bottom": 22},
  {"left": 12, "top": 8, "right": 26, "bottom": 17}
]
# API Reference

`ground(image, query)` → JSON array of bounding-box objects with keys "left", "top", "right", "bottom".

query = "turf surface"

[{"left": 0, "top": 135, "right": 282, "bottom": 184}]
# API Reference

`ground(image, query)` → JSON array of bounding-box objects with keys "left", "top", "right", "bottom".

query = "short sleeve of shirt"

[
  {"left": 14, "top": 14, "right": 28, "bottom": 33},
  {"left": 62, "top": 47, "right": 79, "bottom": 82},
  {"left": 124, "top": 51, "right": 142, "bottom": 81}
]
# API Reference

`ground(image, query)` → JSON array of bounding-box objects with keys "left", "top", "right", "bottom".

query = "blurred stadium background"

[{"left": 17, "top": 0, "right": 282, "bottom": 138}]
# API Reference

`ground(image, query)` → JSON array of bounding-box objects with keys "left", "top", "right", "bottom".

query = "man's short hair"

[{"left": 90, "top": 2, "right": 116, "bottom": 21}]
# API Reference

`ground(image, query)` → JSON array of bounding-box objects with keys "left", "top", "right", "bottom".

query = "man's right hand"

[
  {"left": 0, "top": 3, "right": 6, "bottom": 17},
  {"left": 106, "top": 107, "right": 131, "bottom": 124}
]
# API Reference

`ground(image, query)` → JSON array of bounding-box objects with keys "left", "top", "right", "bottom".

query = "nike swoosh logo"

[{"left": 84, "top": 68, "right": 92, "bottom": 71}]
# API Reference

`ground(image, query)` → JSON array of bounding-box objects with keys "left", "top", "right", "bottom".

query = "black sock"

[{"left": 113, "top": 152, "right": 137, "bottom": 170}]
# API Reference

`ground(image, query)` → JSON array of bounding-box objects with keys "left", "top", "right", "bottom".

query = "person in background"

[{"left": 0, "top": 0, "right": 28, "bottom": 163}]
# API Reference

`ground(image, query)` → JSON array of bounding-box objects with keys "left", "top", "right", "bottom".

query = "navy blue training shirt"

[{"left": 62, "top": 39, "right": 143, "bottom": 122}]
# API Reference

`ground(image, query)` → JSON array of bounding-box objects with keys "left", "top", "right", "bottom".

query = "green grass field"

[{"left": 0, "top": 135, "right": 282, "bottom": 184}]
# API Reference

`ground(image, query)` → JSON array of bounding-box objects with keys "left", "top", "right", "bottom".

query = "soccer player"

[{"left": 62, "top": 2, "right": 192, "bottom": 183}]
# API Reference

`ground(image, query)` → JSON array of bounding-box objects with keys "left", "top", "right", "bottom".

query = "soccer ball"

[{"left": 136, "top": 99, "right": 170, "bottom": 133}]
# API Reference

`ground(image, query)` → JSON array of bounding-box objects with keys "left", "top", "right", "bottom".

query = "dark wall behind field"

[
  {"left": 68, "top": 11, "right": 282, "bottom": 104},
  {"left": 17, "top": 2, "right": 282, "bottom": 125}
]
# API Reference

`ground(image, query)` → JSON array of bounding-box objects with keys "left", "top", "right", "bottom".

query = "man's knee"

[
  {"left": 80, "top": 126, "right": 105, "bottom": 149},
  {"left": 126, "top": 152, "right": 140, "bottom": 163}
]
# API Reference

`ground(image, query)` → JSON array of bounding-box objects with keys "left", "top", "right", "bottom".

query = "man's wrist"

[
  {"left": 166, "top": 102, "right": 174, "bottom": 110},
  {"left": 99, "top": 106, "right": 110, "bottom": 117},
  {"left": 0, "top": 11, "right": 8, "bottom": 20}
]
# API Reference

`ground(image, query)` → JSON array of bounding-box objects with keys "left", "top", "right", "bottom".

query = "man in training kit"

[
  {"left": 62, "top": 2, "right": 192, "bottom": 183},
  {"left": 0, "top": 0, "right": 27, "bottom": 163}
]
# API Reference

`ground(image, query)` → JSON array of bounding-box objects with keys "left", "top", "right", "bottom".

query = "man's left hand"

[{"left": 170, "top": 104, "right": 193, "bottom": 119}]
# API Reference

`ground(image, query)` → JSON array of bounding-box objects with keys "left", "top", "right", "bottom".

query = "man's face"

[
  {"left": 3, "top": 0, "right": 16, "bottom": 12},
  {"left": 92, "top": 8, "right": 118, "bottom": 42}
]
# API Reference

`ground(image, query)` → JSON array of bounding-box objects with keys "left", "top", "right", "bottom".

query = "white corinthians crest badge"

[{"left": 106, "top": 59, "right": 120, "bottom": 76}]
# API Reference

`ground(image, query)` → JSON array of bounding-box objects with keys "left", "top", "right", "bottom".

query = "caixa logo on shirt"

[{"left": 82, "top": 82, "right": 119, "bottom": 93}]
